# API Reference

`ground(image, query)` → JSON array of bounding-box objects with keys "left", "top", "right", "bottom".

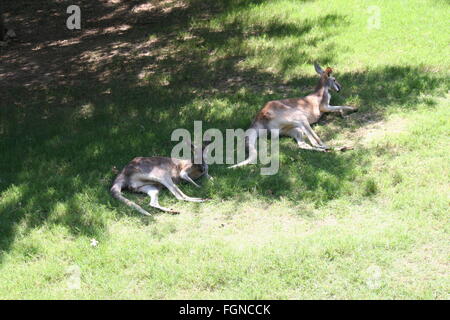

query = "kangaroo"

[
  {"left": 229, "top": 63, "right": 357, "bottom": 168},
  {"left": 111, "top": 144, "right": 211, "bottom": 215}
]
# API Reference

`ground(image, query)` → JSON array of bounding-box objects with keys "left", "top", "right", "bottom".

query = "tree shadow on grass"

[
  {"left": 0, "top": 66, "right": 446, "bottom": 262},
  {"left": 310, "top": 65, "right": 448, "bottom": 142},
  {"left": 0, "top": 0, "right": 448, "bottom": 262}
]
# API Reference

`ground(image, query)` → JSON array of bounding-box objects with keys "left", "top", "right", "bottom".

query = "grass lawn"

[{"left": 0, "top": 0, "right": 449, "bottom": 299}]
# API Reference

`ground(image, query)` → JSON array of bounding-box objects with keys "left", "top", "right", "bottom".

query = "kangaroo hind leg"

[
  {"left": 140, "top": 184, "right": 179, "bottom": 214},
  {"left": 160, "top": 176, "right": 208, "bottom": 203},
  {"left": 298, "top": 121, "right": 329, "bottom": 150},
  {"left": 286, "top": 127, "right": 327, "bottom": 152},
  {"left": 229, "top": 128, "right": 259, "bottom": 168}
]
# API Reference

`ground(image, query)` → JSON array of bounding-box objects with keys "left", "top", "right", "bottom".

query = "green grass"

[{"left": 0, "top": 0, "right": 449, "bottom": 299}]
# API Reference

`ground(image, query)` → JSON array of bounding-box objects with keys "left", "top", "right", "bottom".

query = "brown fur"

[{"left": 230, "top": 63, "right": 357, "bottom": 168}]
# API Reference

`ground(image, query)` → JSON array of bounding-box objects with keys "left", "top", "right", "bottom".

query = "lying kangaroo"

[
  {"left": 111, "top": 144, "right": 210, "bottom": 215},
  {"left": 230, "top": 63, "right": 357, "bottom": 168}
]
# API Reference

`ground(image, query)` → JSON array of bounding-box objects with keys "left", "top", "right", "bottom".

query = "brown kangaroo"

[{"left": 230, "top": 63, "right": 357, "bottom": 168}]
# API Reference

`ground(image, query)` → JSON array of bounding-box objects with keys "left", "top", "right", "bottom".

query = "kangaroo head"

[
  {"left": 189, "top": 142, "right": 210, "bottom": 175},
  {"left": 189, "top": 142, "right": 203, "bottom": 161},
  {"left": 314, "top": 63, "right": 341, "bottom": 92}
]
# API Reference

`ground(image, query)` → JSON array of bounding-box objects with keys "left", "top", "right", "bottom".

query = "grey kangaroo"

[{"left": 111, "top": 144, "right": 211, "bottom": 215}]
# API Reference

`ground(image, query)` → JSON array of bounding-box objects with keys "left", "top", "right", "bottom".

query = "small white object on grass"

[{"left": 90, "top": 238, "right": 98, "bottom": 247}]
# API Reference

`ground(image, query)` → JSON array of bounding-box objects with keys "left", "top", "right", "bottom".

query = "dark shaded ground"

[{"left": 0, "top": 0, "right": 447, "bottom": 261}]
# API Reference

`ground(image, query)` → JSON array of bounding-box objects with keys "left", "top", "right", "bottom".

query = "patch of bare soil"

[
  {"left": 319, "top": 110, "right": 409, "bottom": 150},
  {"left": 0, "top": 0, "right": 190, "bottom": 88},
  {"left": 354, "top": 118, "right": 409, "bottom": 147}
]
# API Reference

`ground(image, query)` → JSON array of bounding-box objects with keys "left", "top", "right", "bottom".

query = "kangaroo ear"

[
  {"left": 182, "top": 137, "right": 195, "bottom": 154},
  {"left": 314, "top": 63, "right": 324, "bottom": 75},
  {"left": 189, "top": 141, "right": 204, "bottom": 157}
]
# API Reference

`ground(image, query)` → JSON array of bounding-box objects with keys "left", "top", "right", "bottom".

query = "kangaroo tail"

[
  {"left": 228, "top": 125, "right": 260, "bottom": 169},
  {"left": 110, "top": 175, "right": 152, "bottom": 216}
]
